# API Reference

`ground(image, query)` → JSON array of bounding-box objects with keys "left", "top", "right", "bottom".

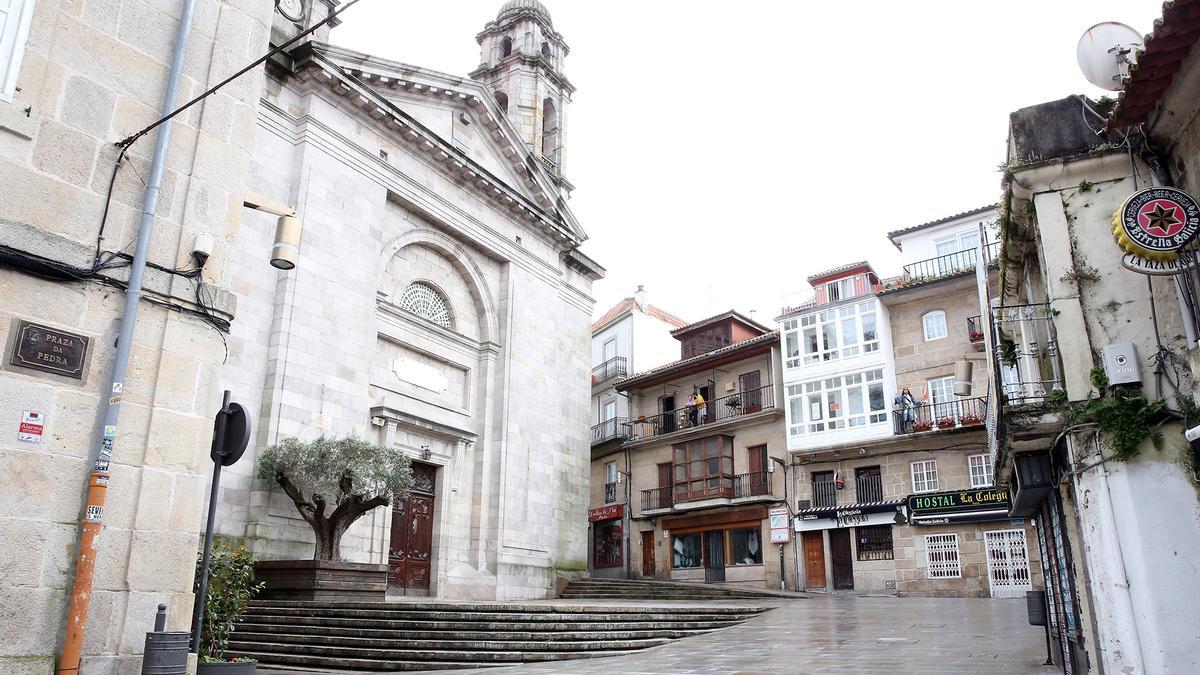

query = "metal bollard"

[{"left": 142, "top": 603, "right": 190, "bottom": 675}]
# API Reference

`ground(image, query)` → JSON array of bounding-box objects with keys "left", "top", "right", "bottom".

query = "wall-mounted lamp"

[{"left": 243, "top": 191, "right": 302, "bottom": 270}]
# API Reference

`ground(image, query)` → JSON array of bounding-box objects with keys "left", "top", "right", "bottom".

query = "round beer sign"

[{"left": 1112, "top": 187, "right": 1200, "bottom": 261}]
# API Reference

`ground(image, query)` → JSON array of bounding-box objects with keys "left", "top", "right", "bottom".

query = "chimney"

[{"left": 634, "top": 285, "right": 648, "bottom": 312}]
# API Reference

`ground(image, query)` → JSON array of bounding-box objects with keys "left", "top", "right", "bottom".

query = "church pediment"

[{"left": 290, "top": 43, "right": 585, "bottom": 244}]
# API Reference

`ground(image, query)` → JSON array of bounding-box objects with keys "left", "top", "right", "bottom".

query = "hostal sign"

[{"left": 906, "top": 487, "right": 1012, "bottom": 525}]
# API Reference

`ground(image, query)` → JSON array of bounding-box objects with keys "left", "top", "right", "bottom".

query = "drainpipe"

[{"left": 57, "top": 2, "right": 198, "bottom": 672}]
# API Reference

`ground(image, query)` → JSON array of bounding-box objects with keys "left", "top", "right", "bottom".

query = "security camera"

[{"left": 1186, "top": 424, "right": 1200, "bottom": 453}]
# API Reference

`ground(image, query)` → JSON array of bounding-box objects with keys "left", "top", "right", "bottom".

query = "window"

[
  {"left": 603, "top": 338, "right": 617, "bottom": 362},
  {"left": 682, "top": 325, "right": 731, "bottom": 359},
  {"left": 783, "top": 301, "right": 879, "bottom": 368},
  {"left": 0, "top": 0, "right": 35, "bottom": 102},
  {"left": 593, "top": 519, "right": 623, "bottom": 568},
  {"left": 500, "top": 36, "right": 513, "bottom": 57},
  {"left": 922, "top": 311, "right": 948, "bottom": 341},
  {"left": 400, "top": 282, "right": 453, "bottom": 329},
  {"left": 825, "top": 277, "right": 854, "bottom": 302},
  {"left": 926, "top": 533, "right": 961, "bottom": 578},
  {"left": 786, "top": 369, "right": 887, "bottom": 437},
  {"left": 494, "top": 91, "right": 509, "bottom": 112},
  {"left": 673, "top": 436, "right": 733, "bottom": 501},
  {"left": 935, "top": 231, "right": 982, "bottom": 275},
  {"left": 605, "top": 461, "right": 617, "bottom": 484},
  {"left": 969, "top": 453, "right": 993, "bottom": 488},
  {"left": 857, "top": 525, "right": 894, "bottom": 561},
  {"left": 911, "top": 460, "right": 939, "bottom": 493},
  {"left": 729, "top": 528, "right": 763, "bottom": 565},
  {"left": 672, "top": 533, "right": 702, "bottom": 568},
  {"left": 928, "top": 375, "right": 956, "bottom": 419},
  {"left": 541, "top": 98, "right": 559, "bottom": 163},
  {"left": 602, "top": 400, "right": 616, "bottom": 422}
]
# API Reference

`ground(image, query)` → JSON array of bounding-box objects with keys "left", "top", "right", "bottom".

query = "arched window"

[
  {"left": 500, "top": 37, "right": 513, "bottom": 57},
  {"left": 922, "top": 310, "right": 948, "bottom": 341},
  {"left": 541, "top": 42, "right": 551, "bottom": 59},
  {"left": 541, "top": 98, "right": 559, "bottom": 163},
  {"left": 400, "top": 282, "right": 453, "bottom": 329},
  {"left": 494, "top": 91, "right": 509, "bottom": 113}
]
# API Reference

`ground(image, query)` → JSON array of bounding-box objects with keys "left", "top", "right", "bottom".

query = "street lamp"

[{"left": 243, "top": 191, "right": 303, "bottom": 270}]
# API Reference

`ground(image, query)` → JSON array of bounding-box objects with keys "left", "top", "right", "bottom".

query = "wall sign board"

[{"left": 10, "top": 321, "right": 90, "bottom": 379}]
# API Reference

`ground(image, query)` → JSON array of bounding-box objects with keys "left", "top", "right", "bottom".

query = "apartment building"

[{"left": 591, "top": 311, "right": 789, "bottom": 588}]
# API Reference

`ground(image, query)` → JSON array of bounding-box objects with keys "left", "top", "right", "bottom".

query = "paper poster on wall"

[{"left": 18, "top": 410, "right": 44, "bottom": 443}]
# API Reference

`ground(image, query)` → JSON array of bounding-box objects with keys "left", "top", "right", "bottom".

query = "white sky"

[{"left": 332, "top": 0, "right": 1164, "bottom": 325}]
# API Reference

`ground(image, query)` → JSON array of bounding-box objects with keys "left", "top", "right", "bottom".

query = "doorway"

[
  {"left": 747, "top": 445, "right": 769, "bottom": 496},
  {"left": 740, "top": 370, "right": 762, "bottom": 413},
  {"left": 657, "top": 463, "right": 672, "bottom": 509},
  {"left": 389, "top": 462, "right": 436, "bottom": 594},
  {"left": 830, "top": 528, "right": 855, "bottom": 590},
  {"left": 703, "top": 530, "right": 725, "bottom": 583},
  {"left": 659, "top": 394, "right": 676, "bottom": 433},
  {"left": 802, "top": 531, "right": 826, "bottom": 589},
  {"left": 984, "top": 529, "right": 1033, "bottom": 598},
  {"left": 641, "top": 531, "right": 656, "bottom": 578}
]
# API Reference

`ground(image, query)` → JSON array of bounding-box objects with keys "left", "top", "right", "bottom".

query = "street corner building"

[
  {"left": 220, "top": 0, "right": 601, "bottom": 602},
  {"left": 0, "top": 0, "right": 601, "bottom": 672}
]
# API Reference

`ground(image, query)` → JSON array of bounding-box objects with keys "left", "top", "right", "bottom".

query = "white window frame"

[
  {"left": 927, "top": 375, "right": 957, "bottom": 419},
  {"left": 922, "top": 310, "right": 948, "bottom": 341},
  {"left": 602, "top": 337, "right": 617, "bottom": 362},
  {"left": 0, "top": 0, "right": 36, "bottom": 103},
  {"left": 926, "top": 533, "right": 961, "bottom": 579},
  {"left": 605, "top": 461, "right": 617, "bottom": 484},
  {"left": 602, "top": 400, "right": 617, "bottom": 423},
  {"left": 934, "top": 231, "right": 982, "bottom": 275},
  {"left": 911, "top": 459, "right": 939, "bottom": 493},
  {"left": 782, "top": 300, "right": 879, "bottom": 369},
  {"left": 968, "top": 453, "right": 993, "bottom": 488},
  {"left": 786, "top": 368, "right": 887, "bottom": 437}
]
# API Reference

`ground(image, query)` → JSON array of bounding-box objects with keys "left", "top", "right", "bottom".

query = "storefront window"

[
  {"left": 593, "top": 519, "right": 623, "bottom": 568},
  {"left": 728, "top": 528, "right": 763, "bottom": 565},
  {"left": 856, "top": 524, "right": 894, "bottom": 561},
  {"left": 672, "top": 533, "right": 702, "bottom": 569}
]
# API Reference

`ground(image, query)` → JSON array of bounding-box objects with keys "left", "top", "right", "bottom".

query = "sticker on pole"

[
  {"left": 769, "top": 506, "right": 791, "bottom": 543},
  {"left": 18, "top": 410, "right": 44, "bottom": 443}
]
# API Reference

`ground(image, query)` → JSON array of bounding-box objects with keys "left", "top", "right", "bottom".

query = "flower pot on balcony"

[
  {"left": 960, "top": 415, "right": 983, "bottom": 427},
  {"left": 912, "top": 421, "right": 934, "bottom": 433},
  {"left": 936, "top": 418, "right": 957, "bottom": 430}
]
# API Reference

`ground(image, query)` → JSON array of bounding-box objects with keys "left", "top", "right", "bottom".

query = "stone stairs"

[
  {"left": 230, "top": 599, "right": 770, "bottom": 671},
  {"left": 560, "top": 577, "right": 778, "bottom": 601}
]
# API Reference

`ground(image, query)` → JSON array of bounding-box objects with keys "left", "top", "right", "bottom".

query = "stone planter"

[
  {"left": 254, "top": 559, "right": 389, "bottom": 600},
  {"left": 197, "top": 662, "right": 256, "bottom": 675}
]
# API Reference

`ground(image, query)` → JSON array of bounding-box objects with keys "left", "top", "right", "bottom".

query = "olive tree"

[{"left": 256, "top": 436, "right": 413, "bottom": 561}]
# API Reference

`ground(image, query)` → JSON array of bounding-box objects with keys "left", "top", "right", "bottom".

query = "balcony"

[
  {"left": 855, "top": 475, "right": 884, "bottom": 503},
  {"left": 990, "top": 303, "right": 1064, "bottom": 404},
  {"left": 967, "top": 315, "right": 985, "bottom": 350},
  {"left": 591, "top": 417, "right": 629, "bottom": 445},
  {"left": 604, "top": 481, "right": 617, "bottom": 504},
  {"left": 640, "top": 486, "right": 673, "bottom": 513},
  {"left": 884, "top": 242, "right": 998, "bottom": 292},
  {"left": 732, "top": 471, "right": 772, "bottom": 499},
  {"left": 624, "top": 384, "right": 775, "bottom": 442},
  {"left": 810, "top": 479, "right": 837, "bottom": 509},
  {"left": 893, "top": 396, "right": 988, "bottom": 434},
  {"left": 591, "top": 356, "right": 628, "bottom": 386}
]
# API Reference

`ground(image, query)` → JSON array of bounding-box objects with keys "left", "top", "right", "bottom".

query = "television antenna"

[{"left": 1077, "top": 22, "right": 1144, "bottom": 91}]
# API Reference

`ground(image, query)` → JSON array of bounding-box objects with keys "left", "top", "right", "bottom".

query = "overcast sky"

[{"left": 333, "top": 0, "right": 1164, "bottom": 325}]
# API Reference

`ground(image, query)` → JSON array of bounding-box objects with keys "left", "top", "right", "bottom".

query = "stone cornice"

[{"left": 467, "top": 54, "right": 577, "bottom": 96}]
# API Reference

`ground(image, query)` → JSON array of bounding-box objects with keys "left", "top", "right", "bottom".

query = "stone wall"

[{"left": 0, "top": 1, "right": 273, "bottom": 672}]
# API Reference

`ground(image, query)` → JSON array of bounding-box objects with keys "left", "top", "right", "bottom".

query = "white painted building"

[{"left": 589, "top": 286, "right": 687, "bottom": 444}]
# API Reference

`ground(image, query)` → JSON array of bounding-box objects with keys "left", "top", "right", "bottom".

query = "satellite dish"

[{"left": 1077, "top": 22, "right": 1144, "bottom": 91}]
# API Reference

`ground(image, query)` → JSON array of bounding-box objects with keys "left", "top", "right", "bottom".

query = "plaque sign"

[{"left": 10, "top": 321, "right": 90, "bottom": 379}]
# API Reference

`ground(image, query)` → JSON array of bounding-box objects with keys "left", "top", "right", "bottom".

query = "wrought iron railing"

[
  {"left": 591, "top": 417, "right": 629, "bottom": 445},
  {"left": 733, "top": 471, "right": 772, "bottom": 499},
  {"left": 811, "top": 480, "right": 837, "bottom": 509},
  {"left": 591, "top": 357, "right": 628, "bottom": 386},
  {"left": 623, "top": 384, "right": 775, "bottom": 441},
  {"left": 640, "top": 486, "right": 673, "bottom": 512},
  {"left": 901, "top": 241, "right": 999, "bottom": 283},
  {"left": 967, "top": 315, "right": 985, "bottom": 344},
  {"left": 604, "top": 481, "right": 617, "bottom": 504},
  {"left": 990, "top": 303, "right": 1064, "bottom": 404},
  {"left": 855, "top": 475, "right": 884, "bottom": 503},
  {"left": 893, "top": 396, "right": 988, "bottom": 434}
]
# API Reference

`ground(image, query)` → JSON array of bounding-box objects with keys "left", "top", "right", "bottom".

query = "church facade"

[{"left": 214, "top": 0, "right": 602, "bottom": 600}]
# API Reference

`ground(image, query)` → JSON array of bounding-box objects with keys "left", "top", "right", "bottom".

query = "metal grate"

[
  {"left": 926, "top": 533, "right": 961, "bottom": 578},
  {"left": 400, "top": 282, "right": 453, "bottom": 329},
  {"left": 857, "top": 524, "right": 894, "bottom": 561}
]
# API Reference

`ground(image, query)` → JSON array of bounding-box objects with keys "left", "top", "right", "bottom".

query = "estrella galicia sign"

[{"left": 1112, "top": 187, "right": 1200, "bottom": 261}]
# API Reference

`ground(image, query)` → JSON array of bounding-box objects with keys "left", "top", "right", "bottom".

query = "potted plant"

[
  {"left": 195, "top": 544, "right": 264, "bottom": 674},
  {"left": 912, "top": 419, "right": 934, "bottom": 432},
  {"left": 253, "top": 436, "right": 413, "bottom": 599},
  {"left": 936, "top": 416, "right": 957, "bottom": 430},
  {"left": 959, "top": 412, "right": 983, "bottom": 426}
]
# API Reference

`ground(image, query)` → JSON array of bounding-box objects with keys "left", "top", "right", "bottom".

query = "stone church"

[{"left": 218, "top": 0, "right": 601, "bottom": 600}]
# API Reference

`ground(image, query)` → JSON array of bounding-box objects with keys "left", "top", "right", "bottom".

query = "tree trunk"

[{"left": 273, "top": 471, "right": 390, "bottom": 561}]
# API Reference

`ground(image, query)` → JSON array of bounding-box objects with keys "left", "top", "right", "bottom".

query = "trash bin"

[
  {"left": 1026, "top": 590, "right": 1047, "bottom": 626},
  {"left": 141, "top": 631, "right": 190, "bottom": 675}
]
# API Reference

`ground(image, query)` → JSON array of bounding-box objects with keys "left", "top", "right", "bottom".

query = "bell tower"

[{"left": 471, "top": 1, "right": 575, "bottom": 182}]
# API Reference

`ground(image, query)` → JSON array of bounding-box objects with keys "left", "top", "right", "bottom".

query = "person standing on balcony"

[
  {"left": 895, "top": 387, "right": 918, "bottom": 433},
  {"left": 686, "top": 393, "right": 698, "bottom": 427},
  {"left": 696, "top": 390, "right": 707, "bottom": 425}
]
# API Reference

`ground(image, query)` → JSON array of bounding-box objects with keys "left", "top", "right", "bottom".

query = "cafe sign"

[
  {"left": 588, "top": 503, "right": 624, "bottom": 522},
  {"left": 906, "top": 487, "right": 1012, "bottom": 526}
]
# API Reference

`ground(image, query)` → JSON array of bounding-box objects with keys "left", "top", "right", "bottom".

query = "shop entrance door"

[
  {"left": 802, "top": 531, "right": 826, "bottom": 589},
  {"left": 641, "top": 531, "right": 656, "bottom": 578},
  {"left": 984, "top": 529, "right": 1033, "bottom": 598},
  {"left": 830, "top": 528, "right": 854, "bottom": 590},
  {"left": 703, "top": 530, "right": 725, "bottom": 583},
  {"left": 389, "top": 463, "right": 436, "bottom": 594}
]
